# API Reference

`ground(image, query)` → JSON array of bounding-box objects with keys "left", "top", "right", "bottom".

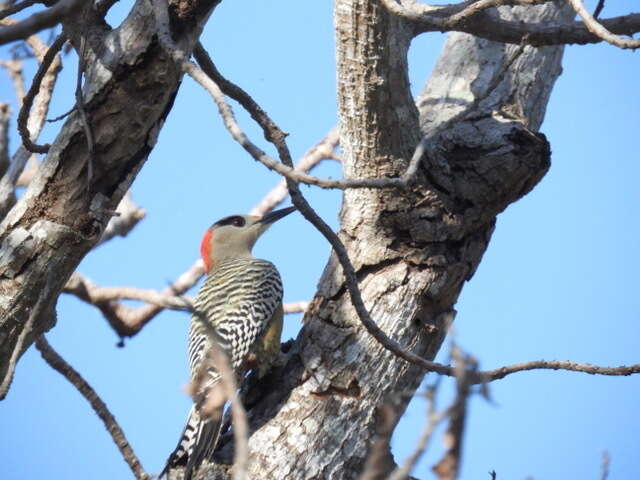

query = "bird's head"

[{"left": 200, "top": 206, "right": 296, "bottom": 273}]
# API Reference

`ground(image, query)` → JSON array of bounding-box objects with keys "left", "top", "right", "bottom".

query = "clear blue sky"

[{"left": 1, "top": 1, "right": 638, "bottom": 479}]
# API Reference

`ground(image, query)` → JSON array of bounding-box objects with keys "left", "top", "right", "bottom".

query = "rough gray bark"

[
  {"left": 0, "top": 0, "right": 220, "bottom": 398},
  {"left": 196, "top": 1, "right": 573, "bottom": 480}
]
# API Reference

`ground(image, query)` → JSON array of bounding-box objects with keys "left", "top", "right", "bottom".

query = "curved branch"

[
  {"left": 35, "top": 336, "right": 148, "bottom": 480},
  {"left": 189, "top": 44, "right": 420, "bottom": 191},
  {"left": 17, "top": 33, "right": 66, "bottom": 154},
  {"left": 0, "top": 0, "right": 39, "bottom": 21}
]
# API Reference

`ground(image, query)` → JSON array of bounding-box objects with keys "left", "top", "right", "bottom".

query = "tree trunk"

[
  {"left": 200, "top": 1, "right": 574, "bottom": 479},
  {"left": 0, "top": 0, "right": 220, "bottom": 397}
]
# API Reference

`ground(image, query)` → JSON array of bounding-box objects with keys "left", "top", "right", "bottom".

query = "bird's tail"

[{"left": 162, "top": 405, "right": 224, "bottom": 480}]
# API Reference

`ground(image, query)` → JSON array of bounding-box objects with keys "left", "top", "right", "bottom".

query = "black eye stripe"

[{"left": 214, "top": 215, "right": 246, "bottom": 228}]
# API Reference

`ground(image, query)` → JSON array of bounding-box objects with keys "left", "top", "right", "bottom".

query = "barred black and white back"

[{"left": 163, "top": 257, "right": 283, "bottom": 479}]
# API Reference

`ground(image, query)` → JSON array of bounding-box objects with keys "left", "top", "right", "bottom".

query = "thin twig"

[
  {"left": 47, "top": 104, "right": 75, "bottom": 122},
  {"left": 0, "top": 0, "right": 81, "bottom": 46},
  {"left": 248, "top": 127, "right": 340, "bottom": 217},
  {"left": 191, "top": 42, "right": 421, "bottom": 191},
  {"left": 566, "top": 0, "right": 640, "bottom": 49},
  {"left": 593, "top": 0, "right": 605, "bottom": 19},
  {"left": 444, "top": 0, "right": 547, "bottom": 27},
  {"left": 35, "top": 336, "right": 149, "bottom": 480},
  {"left": 17, "top": 33, "right": 65, "bottom": 153}
]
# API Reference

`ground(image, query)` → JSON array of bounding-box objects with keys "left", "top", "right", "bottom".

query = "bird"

[{"left": 162, "top": 206, "right": 295, "bottom": 480}]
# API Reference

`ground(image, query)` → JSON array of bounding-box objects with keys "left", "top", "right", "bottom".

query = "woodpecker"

[{"left": 163, "top": 206, "right": 295, "bottom": 479}]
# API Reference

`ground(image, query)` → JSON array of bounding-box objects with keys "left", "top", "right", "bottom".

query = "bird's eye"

[{"left": 232, "top": 216, "right": 246, "bottom": 227}]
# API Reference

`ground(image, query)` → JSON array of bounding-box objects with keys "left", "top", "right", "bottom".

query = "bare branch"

[
  {"left": 283, "top": 301, "right": 308, "bottom": 314},
  {"left": 0, "top": 0, "right": 81, "bottom": 45},
  {"left": 0, "top": 0, "right": 38, "bottom": 21},
  {"left": 475, "top": 360, "right": 640, "bottom": 383},
  {"left": 17, "top": 33, "right": 65, "bottom": 153},
  {"left": 249, "top": 127, "right": 340, "bottom": 217},
  {"left": 593, "top": 0, "right": 605, "bottom": 20},
  {"left": 63, "top": 263, "right": 204, "bottom": 338},
  {"left": 379, "top": 0, "right": 640, "bottom": 47},
  {"left": 35, "top": 336, "right": 149, "bottom": 480},
  {"left": 567, "top": 0, "right": 640, "bottom": 49},
  {"left": 0, "top": 0, "right": 80, "bottom": 45},
  {"left": 96, "top": 191, "right": 147, "bottom": 246},
  {"left": 444, "top": 0, "right": 547, "bottom": 26},
  {"left": 190, "top": 43, "right": 421, "bottom": 191}
]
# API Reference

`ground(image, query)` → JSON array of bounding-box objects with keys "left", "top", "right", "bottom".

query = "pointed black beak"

[{"left": 258, "top": 206, "right": 296, "bottom": 225}]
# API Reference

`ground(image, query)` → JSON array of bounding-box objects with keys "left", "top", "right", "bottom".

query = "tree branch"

[
  {"left": 35, "top": 335, "right": 148, "bottom": 480},
  {"left": 566, "top": 0, "right": 640, "bottom": 49},
  {"left": 379, "top": 0, "right": 640, "bottom": 47},
  {"left": 0, "top": 30, "right": 64, "bottom": 218},
  {"left": 0, "top": 0, "right": 38, "bottom": 21},
  {"left": 189, "top": 43, "right": 421, "bottom": 191},
  {"left": 17, "top": 33, "right": 65, "bottom": 154},
  {"left": 248, "top": 127, "right": 340, "bottom": 217},
  {"left": 0, "top": 0, "right": 82, "bottom": 45}
]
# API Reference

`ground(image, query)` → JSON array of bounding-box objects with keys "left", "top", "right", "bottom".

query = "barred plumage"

[
  {"left": 163, "top": 208, "right": 294, "bottom": 480},
  {"left": 188, "top": 257, "right": 283, "bottom": 383}
]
